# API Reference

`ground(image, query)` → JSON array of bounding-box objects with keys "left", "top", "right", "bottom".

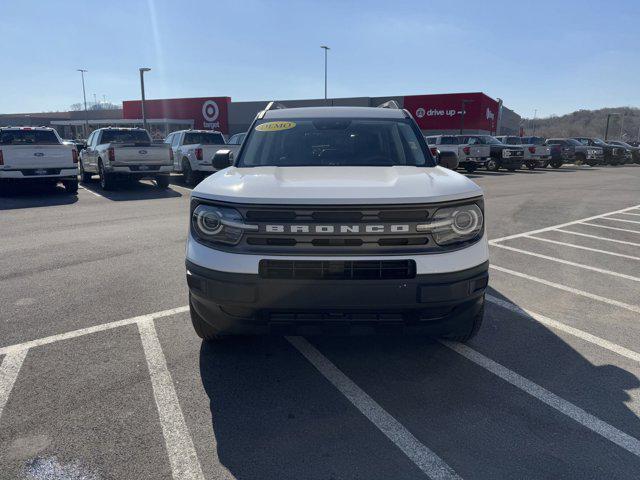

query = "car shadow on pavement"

[
  {"left": 0, "top": 182, "right": 78, "bottom": 210},
  {"left": 198, "top": 288, "right": 640, "bottom": 478},
  {"left": 80, "top": 179, "right": 182, "bottom": 201}
]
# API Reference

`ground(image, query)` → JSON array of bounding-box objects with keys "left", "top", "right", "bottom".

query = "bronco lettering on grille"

[{"left": 264, "top": 224, "right": 412, "bottom": 234}]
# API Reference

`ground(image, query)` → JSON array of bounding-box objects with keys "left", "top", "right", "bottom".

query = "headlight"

[
  {"left": 417, "top": 203, "right": 483, "bottom": 246},
  {"left": 192, "top": 204, "right": 256, "bottom": 246}
]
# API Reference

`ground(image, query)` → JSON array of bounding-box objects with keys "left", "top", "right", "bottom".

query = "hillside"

[{"left": 525, "top": 107, "right": 640, "bottom": 141}]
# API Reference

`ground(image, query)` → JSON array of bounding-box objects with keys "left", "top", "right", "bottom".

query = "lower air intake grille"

[{"left": 259, "top": 260, "right": 416, "bottom": 280}]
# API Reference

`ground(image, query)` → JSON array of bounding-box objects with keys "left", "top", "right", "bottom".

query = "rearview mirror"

[
  {"left": 436, "top": 150, "right": 459, "bottom": 170},
  {"left": 213, "top": 149, "right": 233, "bottom": 170}
]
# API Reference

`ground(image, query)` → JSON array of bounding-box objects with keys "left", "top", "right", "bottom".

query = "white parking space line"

[
  {"left": 490, "top": 265, "right": 640, "bottom": 314},
  {"left": 0, "top": 306, "right": 189, "bottom": 356},
  {"left": 555, "top": 229, "right": 640, "bottom": 247},
  {"left": 581, "top": 222, "right": 640, "bottom": 234},
  {"left": 491, "top": 243, "right": 640, "bottom": 283},
  {"left": 619, "top": 213, "right": 640, "bottom": 217},
  {"left": 601, "top": 217, "right": 640, "bottom": 225},
  {"left": 486, "top": 295, "right": 640, "bottom": 363},
  {"left": 170, "top": 184, "right": 193, "bottom": 192},
  {"left": 490, "top": 204, "right": 640, "bottom": 243},
  {"left": 287, "top": 336, "right": 462, "bottom": 480},
  {"left": 524, "top": 235, "right": 640, "bottom": 261},
  {"left": 138, "top": 319, "right": 206, "bottom": 480},
  {"left": 79, "top": 185, "right": 105, "bottom": 198},
  {"left": 442, "top": 340, "right": 640, "bottom": 458},
  {"left": 0, "top": 349, "right": 28, "bottom": 422}
]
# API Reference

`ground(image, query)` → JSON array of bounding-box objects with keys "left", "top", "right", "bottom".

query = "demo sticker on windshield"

[{"left": 255, "top": 121, "right": 296, "bottom": 132}]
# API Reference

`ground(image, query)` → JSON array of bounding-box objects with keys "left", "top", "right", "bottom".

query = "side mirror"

[
  {"left": 213, "top": 149, "right": 233, "bottom": 170},
  {"left": 437, "top": 150, "right": 459, "bottom": 170}
]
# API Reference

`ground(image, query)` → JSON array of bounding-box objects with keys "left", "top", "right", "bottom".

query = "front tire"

[
  {"left": 486, "top": 159, "right": 500, "bottom": 171},
  {"left": 189, "top": 294, "right": 220, "bottom": 341},
  {"left": 526, "top": 162, "right": 536, "bottom": 170},
  {"left": 182, "top": 159, "right": 198, "bottom": 186},
  {"left": 98, "top": 161, "right": 115, "bottom": 191},
  {"left": 551, "top": 160, "right": 563, "bottom": 169},
  {"left": 78, "top": 161, "right": 92, "bottom": 183},
  {"left": 443, "top": 301, "right": 484, "bottom": 343}
]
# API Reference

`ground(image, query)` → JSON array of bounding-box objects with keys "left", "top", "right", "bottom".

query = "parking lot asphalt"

[{"left": 1, "top": 164, "right": 640, "bottom": 480}]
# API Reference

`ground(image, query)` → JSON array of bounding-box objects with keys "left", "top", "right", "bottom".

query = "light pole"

[
  {"left": 320, "top": 46, "right": 330, "bottom": 102},
  {"left": 459, "top": 100, "right": 473, "bottom": 134},
  {"left": 139, "top": 67, "right": 151, "bottom": 131},
  {"left": 604, "top": 113, "right": 620, "bottom": 141},
  {"left": 532, "top": 109, "right": 538, "bottom": 136},
  {"left": 77, "top": 69, "right": 89, "bottom": 138}
]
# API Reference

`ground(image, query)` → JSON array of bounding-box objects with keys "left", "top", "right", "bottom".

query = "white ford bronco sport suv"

[{"left": 186, "top": 103, "right": 489, "bottom": 341}]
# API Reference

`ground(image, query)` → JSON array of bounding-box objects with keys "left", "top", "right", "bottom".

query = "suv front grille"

[
  {"left": 191, "top": 199, "right": 484, "bottom": 255},
  {"left": 259, "top": 260, "right": 416, "bottom": 280}
]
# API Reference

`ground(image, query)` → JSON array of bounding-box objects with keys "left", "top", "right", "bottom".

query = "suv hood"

[{"left": 193, "top": 166, "right": 482, "bottom": 205}]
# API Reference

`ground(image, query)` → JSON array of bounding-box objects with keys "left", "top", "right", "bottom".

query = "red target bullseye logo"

[{"left": 202, "top": 100, "right": 219, "bottom": 123}]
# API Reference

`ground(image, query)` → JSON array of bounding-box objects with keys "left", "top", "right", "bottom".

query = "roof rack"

[
  {"left": 257, "top": 101, "right": 287, "bottom": 119},
  {"left": 377, "top": 100, "right": 401, "bottom": 109}
]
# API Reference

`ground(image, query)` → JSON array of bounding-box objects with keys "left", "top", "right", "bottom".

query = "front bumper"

[{"left": 186, "top": 259, "right": 488, "bottom": 335}]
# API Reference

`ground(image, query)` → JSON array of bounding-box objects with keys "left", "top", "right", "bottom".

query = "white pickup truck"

[
  {"left": 0, "top": 127, "right": 78, "bottom": 193},
  {"left": 425, "top": 135, "right": 490, "bottom": 173},
  {"left": 165, "top": 130, "right": 227, "bottom": 186},
  {"left": 79, "top": 127, "right": 173, "bottom": 190},
  {"left": 495, "top": 135, "right": 551, "bottom": 170}
]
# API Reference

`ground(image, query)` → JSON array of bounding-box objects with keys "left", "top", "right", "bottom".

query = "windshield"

[
  {"left": 593, "top": 138, "right": 608, "bottom": 146},
  {"left": 183, "top": 132, "right": 225, "bottom": 145},
  {"left": 523, "top": 137, "right": 546, "bottom": 145},
  {"left": 0, "top": 129, "right": 60, "bottom": 145},
  {"left": 101, "top": 130, "right": 151, "bottom": 144},
  {"left": 565, "top": 139, "right": 582, "bottom": 146},
  {"left": 505, "top": 137, "right": 522, "bottom": 144},
  {"left": 238, "top": 118, "right": 434, "bottom": 167}
]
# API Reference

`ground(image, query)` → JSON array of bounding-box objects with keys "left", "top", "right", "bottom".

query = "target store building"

[
  {"left": 41, "top": 92, "right": 520, "bottom": 139},
  {"left": 119, "top": 92, "right": 521, "bottom": 138}
]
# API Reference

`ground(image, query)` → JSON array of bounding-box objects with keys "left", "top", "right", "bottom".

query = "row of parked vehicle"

[
  {"left": 1, "top": 125, "right": 639, "bottom": 195},
  {"left": 425, "top": 134, "right": 640, "bottom": 173}
]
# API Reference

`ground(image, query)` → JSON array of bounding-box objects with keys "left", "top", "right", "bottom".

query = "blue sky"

[{"left": 1, "top": 0, "right": 638, "bottom": 118}]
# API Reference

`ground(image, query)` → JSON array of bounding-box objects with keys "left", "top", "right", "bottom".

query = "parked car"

[
  {"left": 424, "top": 135, "right": 490, "bottom": 173},
  {"left": 0, "top": 126, "right": 78, "bottom": 193},
  {"left": 79, "top": 127, "right": 173, "bottom": 190},
  {"left": 571, "top": 137, "right": 626, "bottom": 165},
  {"left": 608, "top": 141, "right": 640, "bottom": 164},
  {"left": 495, "top": 135, "right": 552, "bottom": 170},
  {"left": 165, "top": 130, "right": 227, "bottom": 185},
  {"left": 521, "top": 136, "right": 559, "bottom": 168},
  {"left": 187, "top": 104, "right": 488, "bottom": 341},
  {"left": 458, "top": 135, "right": 524, "bottom": 171},
  {"left": 545, "top": 138, "right": 603, "bottom": 166}
]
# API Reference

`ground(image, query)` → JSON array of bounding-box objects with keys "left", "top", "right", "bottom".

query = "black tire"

[
  {"left": 78, "top": 161, "right": 92, "bottom": 183},
  {"left": 526, "top": 162, "right": 536, "bottom": 170},
  {"left": 551, "top": 160, "right": 563, "bottom": 169},
  {"left": 182, "top": 159, "right": 198, "bottom": 186},
  {"left": 486, "top": 158, "right": 500, "bottom": 171},
  {"left": 189, "top": 294, "right": 221, "bottom": 341},
  {"left": 541, "top": 161, "right": 550, "bottom": 168},
  {"left": 443, "top": 300, "right": 484, "bottom": 343},
  {"left": 98, "top": 160, "right": 115, "bottom": 191},
  {"left": 155, "top": 174, "right": 170, "bottom": 189},
  {"left": 464, "top": 164, "right": 477, "bottom": 173},
  {"left": 62, "top": 179, "right": 78, "bottom": 194}
]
